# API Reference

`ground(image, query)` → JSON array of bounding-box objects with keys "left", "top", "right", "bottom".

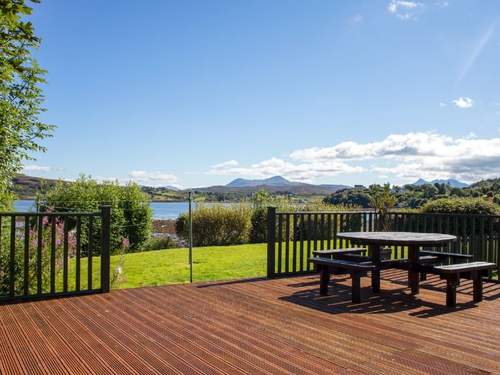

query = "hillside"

[
  {"left": 11, "top": 175, "right": 66, "bottom": 199},
  {"left": 413, "top": 178, "right": 469, "bottom": 188}
]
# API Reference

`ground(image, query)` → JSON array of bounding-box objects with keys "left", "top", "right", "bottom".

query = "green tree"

[
  {"left": 0, "top": 0, "right": 53, "bottom": 196},
  {"left": 369, "top": 184, "right": 396, "bottom": 231}
]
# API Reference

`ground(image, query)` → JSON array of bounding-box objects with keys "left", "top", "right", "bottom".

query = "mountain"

[
  {"left": 412, "top": 178, "right": 469, "bottom": 188},
  {"left": 187, "top": 175, "right": 351, "bottom": 195},
  {"left": 227, "top": 176, "right": 304, "bottom": 188}
]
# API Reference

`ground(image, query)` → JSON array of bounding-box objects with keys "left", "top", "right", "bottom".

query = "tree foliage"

[
  {"left": 37, "top": 176, "right": 153, "bottom": 252},
  {"left": 420, "top": 198, "right": 498, "bottom": 215},
  {"left": 0, "top": 0, "right": 53, "bottom": 194}
]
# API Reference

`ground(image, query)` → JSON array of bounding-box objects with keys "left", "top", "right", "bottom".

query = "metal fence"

[
  {"left": 0, "top": 206, "right": 111, "bottom": 303},
  {"left": 266, "top": 207, "right": 500, "bottom": 279}
]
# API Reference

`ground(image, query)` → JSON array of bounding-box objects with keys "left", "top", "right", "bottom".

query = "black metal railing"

[
  {"left": 266, "top": 207, "right": 500, "bottom": 279},
  {"left": 0, "top": 206, "right": 111, "bottom": 303}
]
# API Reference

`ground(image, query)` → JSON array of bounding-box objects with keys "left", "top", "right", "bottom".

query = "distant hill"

[
  {"left": 413, "top": 178, "right": 469, "bottom": 188},
  {"left": 12, "top": 174, "right": 66, "bottom": 199},
  {"left": 227, "top": 176, "right": 306, "bottom": 188},
  {"left": 192, "top": 176, "right": 350, "bottom": 196}
]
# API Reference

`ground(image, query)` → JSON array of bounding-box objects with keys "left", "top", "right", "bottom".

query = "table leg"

[
  {"left": 369, "top": 244, "right": 380, "bottom": 293},
  {"left": 408, "top": 244, "right": 419, "bottom": 295}
]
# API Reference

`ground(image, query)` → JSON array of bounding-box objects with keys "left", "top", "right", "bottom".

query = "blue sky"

[{"left": 24, "top": 0, "right": 500, "bottom": 188}]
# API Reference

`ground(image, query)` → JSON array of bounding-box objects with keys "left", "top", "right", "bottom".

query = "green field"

[{"left": 67, "top": 243, "right": 268, "bottom": 290}]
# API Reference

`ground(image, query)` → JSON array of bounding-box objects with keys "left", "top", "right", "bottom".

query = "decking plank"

[{"left": 0, "top": 271, "right": 498, "bottom": 375}]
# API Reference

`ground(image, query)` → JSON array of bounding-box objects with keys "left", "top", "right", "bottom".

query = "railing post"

[
  {"left": 267, "top": 207, "right": 276, "bottom": 278},
  {"left": 100, "top": 206, "right": 111, "bottom": 293}
]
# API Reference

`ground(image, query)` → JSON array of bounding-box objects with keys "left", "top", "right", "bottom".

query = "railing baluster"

[
  {"left": 9, "top": 216, "right": 16, "bottom": 297},
  {"left": 88, "top": 216, "right": 93, "bottom": 290},
  {"left": 333, "top": 213, "right": 338, "bottom": 249},
  {"left": 63, "top": 218, "right": 69, "bottom": 293},
  {"left": 285, "top": 214, "right": 290, "bottom": 273},
  {"left": 277, "top": 214, "right": 282, "bottom": 274},
  {"left": 23, "top": 216, "right": 30, "bottom": 296},
  {"left": 50, "top": 218, "right": 56, "bottom": 294},
  {"left": 307, "top": 214, "right": 312, "bottom": 270},
  {"left": 320, "top": 214, "right": 325, "bottom": 251},
  {"left": 292, "top": 214, "right": 297, "bottom": 273},
  {"left": 300, "top": 213, "right": 304, "bottom": 272},
  {"left": 76, "top": 216, "right": 81, "bottom": 291},
  {"left": 339, "top": 214, "right": 345, "bottom": 248},
  {"left": 37, "top": 216, "right": 43, "bottom": 295},
  {"left": 327, "top": 213, "right": 332, "bottom": 249}
]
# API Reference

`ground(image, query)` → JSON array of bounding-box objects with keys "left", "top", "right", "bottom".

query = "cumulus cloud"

[
  {"left": 128, "top": 170, "right": 178, "bottom": 186},
  {"left": 387, "top": 1, "right": 423, "bottom": 20},
  {"left": 453, "top": 97, "right": 474, "bottom": 109},
  {"left": 22, "top": 164, "right": 51, "bottom": 172},
  {"left": 210, "top": 132, "right": 500, "bottom": 183}
]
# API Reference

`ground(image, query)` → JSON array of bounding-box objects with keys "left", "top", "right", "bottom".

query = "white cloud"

[
  {"left": 22, "top": 164, "right": 51, "bottom": 172},
  {"left": 128, "top": 170, "right": 178, "bottom": 187},
  {"left": 453, "top": 97, "right": 474, "bottom": 109},
  {"left": 439, "top": 102, "right": 447, "bottom": 107},
  {"left": 210, "top": 132, "right": 500, "bottom": 183},
  {"left": 387, "top": 1, "right": 423, "bottom": 20}
]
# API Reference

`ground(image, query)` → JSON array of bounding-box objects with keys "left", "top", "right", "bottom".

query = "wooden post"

[
  {"left": 267, "top": 207, "right": 276, "bottom": 278},
  {"left": 100, "top": 206, "right": 111, "bottom": 293},
  {"left": 319, "top": 266, "right": 330, "bottom": 296}
]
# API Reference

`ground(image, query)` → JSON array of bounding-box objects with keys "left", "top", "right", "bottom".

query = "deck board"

[{"left": 0, "top": 270, "right": 499, "bottom": 374}]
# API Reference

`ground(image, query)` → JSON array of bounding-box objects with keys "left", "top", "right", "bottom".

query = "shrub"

[
  {"left": 176, "top": 204, "right": 252, "bottom": 246},
  {"left": 37, "top": 176, "right": 152, "bottom": 253},
  {"left": 421, "top": 197, "right": 499, "bottom": 215},
  {"left": 0, "top": 217, "right": 70, "bottom": 295},
  {"left": 142, "top": 236, "right": 179, "bottom": 251},
  {"left": 249, "top": 191, "right": 294, "bottom": 243}
]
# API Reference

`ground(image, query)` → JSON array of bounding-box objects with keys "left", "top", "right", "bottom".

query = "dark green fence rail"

[
  {"left": 267, "top": 207, "right": 500, "bottom": 279},
  {"left": 0, "top": 206, "right": 111, "bottom": 304}
]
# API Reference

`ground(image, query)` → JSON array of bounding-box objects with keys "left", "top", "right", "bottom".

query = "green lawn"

[
  {"left": 67, "top": 243, "right": 267, "bottom": 290},
  {"left": 65, "top": 242, "right": 497, "bottom": 291}
]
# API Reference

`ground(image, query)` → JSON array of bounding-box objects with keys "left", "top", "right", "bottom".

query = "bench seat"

[
  {"left": 432, "top": 261, "right": 496, "bottom": 307},
  {"left": 312, "top": 248, "right": 367, "bottom": 257},
  {"left": 309, "top": 257, "right": 374, "bottom": 303},
  {"left": 419, "top": 250, "right": 473, "bottom": 263}
]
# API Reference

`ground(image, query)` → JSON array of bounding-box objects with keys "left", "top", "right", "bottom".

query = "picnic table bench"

[
  {"left": 309, "top": 257, "right": 374, "bottom": 303},
  {"left": 433, "top": 261, "right": 496, "bottom": 307},
  {"left": 309, "top": 232, "right": 495, "bottom": 307}
]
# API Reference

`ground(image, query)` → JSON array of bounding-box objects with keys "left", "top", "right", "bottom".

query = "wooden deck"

[{"left": 0, "top": 270, "right": 499, "bottom": 375}]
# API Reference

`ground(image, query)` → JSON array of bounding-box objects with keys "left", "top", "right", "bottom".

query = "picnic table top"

[{"left": 337, "top": 231, "right": 457, "bottom": 246}]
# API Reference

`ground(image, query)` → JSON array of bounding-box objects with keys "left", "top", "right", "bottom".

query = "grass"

[
  {"left": 63, "top": 241, "right": 497, "bottom": 291},
  {"left": 66, "top": 243, "right": 267, "bottom": 290}
]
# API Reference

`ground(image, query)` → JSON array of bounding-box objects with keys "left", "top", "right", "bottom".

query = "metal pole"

[{"left": 188, "top": 191, "right": 193, "bottom": 283}]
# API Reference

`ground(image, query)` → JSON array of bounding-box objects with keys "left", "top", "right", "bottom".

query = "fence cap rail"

[
  {"left": 0, "top": 211, "right": 101, "bottom": 217},
  {"left": 274, "top": 210, "right": 500, "bottom": 218}
]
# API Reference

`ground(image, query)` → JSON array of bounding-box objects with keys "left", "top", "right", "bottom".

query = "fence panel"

[
  {"left": 267, "top": 208, "right": 500, "bottom": 280},
  {"left": 0, "top": 206, "right": 111, "bottom": 304}
]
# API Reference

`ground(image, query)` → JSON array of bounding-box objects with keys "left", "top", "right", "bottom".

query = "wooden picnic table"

[{"left": 337, "top": 232, "right": 457, "bottom": 295}]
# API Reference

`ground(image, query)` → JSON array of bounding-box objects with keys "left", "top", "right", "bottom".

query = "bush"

[
  {"left": 142, "top": 236, "right": 179, "bottom": 251},
  {"left": 176, "top": 204, "right": 252, "bottom": 246},
  {"left": 421, "top": 197, "right": 499, "bottom": 215},
  {"left": 37, "top": 176, "right": 152, "bottom": 253},
  {"left": 0, "top": 217, "right": 69, "bottom": 295}
]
